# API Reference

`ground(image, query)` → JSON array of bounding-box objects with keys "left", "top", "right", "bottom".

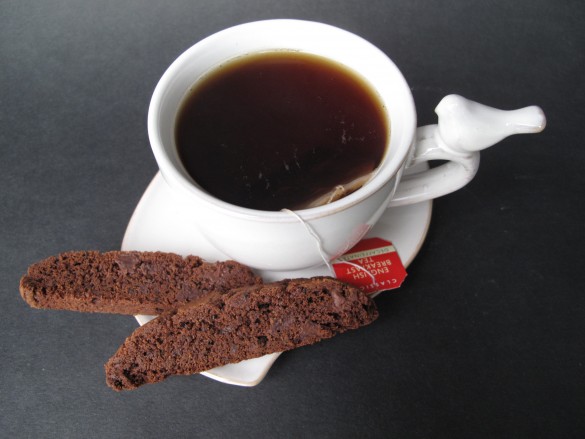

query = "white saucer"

[{"left": 121, "top": 171, "right": 432, "bottom": 386}]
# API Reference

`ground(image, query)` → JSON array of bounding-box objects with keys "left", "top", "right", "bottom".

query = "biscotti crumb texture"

[
  {"left": 19, "top": 250, "right": 262, "bottom": 315},
  {"left": 105, "top": 277, "right": 378, "bottom": 391}
]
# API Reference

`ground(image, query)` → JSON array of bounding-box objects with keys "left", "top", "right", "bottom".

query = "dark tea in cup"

[{"left": 175, "top": 51, "right": 388, "bottom": 211}]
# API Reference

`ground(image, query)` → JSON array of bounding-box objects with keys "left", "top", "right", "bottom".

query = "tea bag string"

[
  {"left": 280, "top": 208, "right": 376, "bottom": 284},
  {"left": 280, "top": 209, "right": 334, "bottom": 274}
]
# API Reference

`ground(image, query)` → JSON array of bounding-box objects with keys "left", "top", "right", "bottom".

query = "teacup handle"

[{"left": 387, "top": 94, "right": 546, "bottom": 208}]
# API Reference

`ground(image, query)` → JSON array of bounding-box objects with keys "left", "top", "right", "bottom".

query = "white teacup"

[{"left": 148, "top": 19, "right": 545, "bottom": 271}]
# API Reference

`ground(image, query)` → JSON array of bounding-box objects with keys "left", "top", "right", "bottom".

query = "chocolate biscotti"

[
  {"left": 19, "top": 251, "right": 262, "bottom": 315},
  {"left": 105, "top": 277, "right": 378, "bottom": 391}
]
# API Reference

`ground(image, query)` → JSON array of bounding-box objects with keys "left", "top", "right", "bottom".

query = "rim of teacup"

[{"left": 148, "top": 19, "right": 417, "bottom": 222}]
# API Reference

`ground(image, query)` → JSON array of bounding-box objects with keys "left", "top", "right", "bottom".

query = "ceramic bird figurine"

[{"left": 434, "top": 94, "right": 546, "bottom": 154}]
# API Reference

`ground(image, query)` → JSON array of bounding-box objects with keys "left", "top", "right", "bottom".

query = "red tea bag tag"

[{"left": 332, "top": 237, "right": 407, "bottom": 295}]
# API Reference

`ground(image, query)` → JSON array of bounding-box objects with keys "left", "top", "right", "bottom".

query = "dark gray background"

[{"left": 1, "top": 1, "right": 584, "bottom": 438}]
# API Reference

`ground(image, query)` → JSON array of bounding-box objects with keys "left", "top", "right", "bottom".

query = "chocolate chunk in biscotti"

[
  {"left": 19, "top": 250, "right": 262, "bottom": 315},
  {"left": 105, "top": 277, "right": 378, "bottom": 391}
]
